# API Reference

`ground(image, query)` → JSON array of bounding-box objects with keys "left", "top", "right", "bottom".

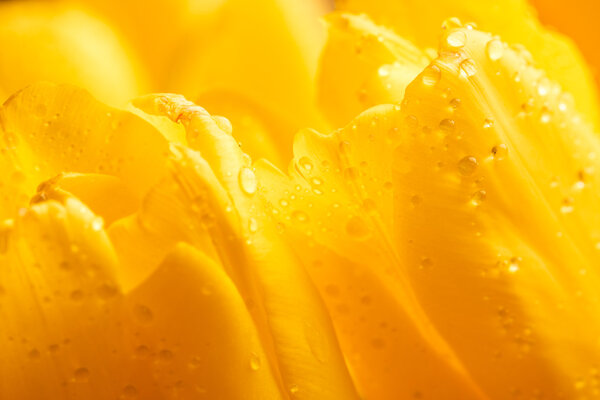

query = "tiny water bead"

[
  {"left": 298, "top": 156, "right": 313, "bottom": 173},
  {"left": 249, "top": 352, "right": 261, "bottom": 371},
  {"left": 470, "top": 190, "right": 487, "bottom": 206},
  {"left": 133, "top": 304, "right": 154, "bottom": 324},
  {"left": 446, "top": 30, "right": 467, "bottom": 49},
  {"left": 458, "top": 156, "right": 478, "bottom": 176},
  {"left": 421, "top": 65, "right": 441, "bottom": 86},
  {"left": 73, "top": 367, "right": 90, "bottom": 382},
  {"left": 483, "top": 118, "right": 494, "bottom": 129},
  {"left": 459, "top": 58, "right": 477, "bottom": 77},
  {"left": 561, "top": 197, "right": 574, "bottom": 214},
  {"left": 439, "top": 118, "right": 455, "bottom": 132},
  {"left": 491, "top": 144, "right": 508, "bottom": 160},
  {"left": 248, "top": 217, "right": 258, "bottom": 233},
  {"left": 238, "top": 167, "right": 257, "bottom": 195},
  {"left": 508, "top": 257, "right": 521, "bottom": 273},
  {"left": 121, "top": 385, "right": 138, "bottom": 399},
  {"left": 485, "top": 39, "right": 504, "bottom": 61},
  {"left": 291, "top": 210, "right": 309, "bottom": 223}
]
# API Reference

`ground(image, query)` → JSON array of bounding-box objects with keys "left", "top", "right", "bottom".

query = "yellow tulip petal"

[
  {"left": 166, "top": 0, "right": 329, "bottom": 156},
  {"left": 393, "top": 26, "right": 600, "bottom": 397},
  {"left": 255, "top": 108, "right": 487, "bottom": 399},
  {"left": 72, "top": 0, "right": 223, "bottom": 90},
  {"left": 107, "top": 152, "right": 229, "bottom": 291},
  {"left": 0, "top": 196, "right": 283, "bottom": 399},
  {"left": 318, "top": 12, "right": 429, "bottom": 126},
  {"left": 134, "top": 94, "right": 360, "bottom": 399},
  {"left": 0, "top": 82, "right": 168, "bottom": 220},
  {"left": 0, "top": 2, "right": 142, "bottom": 106},
  {"left": 0, "top": 197, "right": 125, "bottom": 399},
  {"left": 123, "top": 242, "right": 284, "bottom": 399},
  {"left": 31, "top": 173, "right": 140, "bottom": 226},
  {"left": 335, "top": 0, "right": 600, "bottom": 129}
]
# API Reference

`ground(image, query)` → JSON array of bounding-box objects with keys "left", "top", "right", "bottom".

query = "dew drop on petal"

[
  {"left": 122, "top": 385, "right": 138, "bottom": 399},
  {"left": 439, "top": 118, "right": 455, "bottom": 132},
  {"left": 491, "top": 144, "right": 508, "bottom": 160},
  {"left": 239, "top": 167, "right": 257, "bottom": 195},
  {"left": 248, "top": 217, "right": 258, "bottom": 233},
  {"left": 508, "top": 257, "right": 521, "bottom": 273},
  {"left": 292, "top": 210, "right": 309, "bottom": 223},
  {"left": 298, "top": 156, "right": 313, "bottom": 173},
  {"left": 249, "top": 352, "right": 261, "bottom": 371},
  {"left": 421, "top": 65, "right": 441, "bottom": 86},
  {"left": 133, "top": 304, "right": 154, "bottom": 324},
  {"left": 470, "top": 190, "right": 487, "bottom": 206},
  {"left": 486, "top": 39, "right": 504, "bottom": 61},
  {"left": 460, "top": 58, "right": 477, "bottom": 77},
  {"left": 458, "top": 156, "right": 478, "bottom": 176},
  {"left": 91, "top": 217, "right": 104, "bottom": 232},
  {"left": 561, "top": 197, "right": 574, "bottom": 214},
  {"left": 446, "top": 30, "right": 466, "bottom": 48},
  {"left": 73, "top": 367, "right": 90, "bottom": 382}
]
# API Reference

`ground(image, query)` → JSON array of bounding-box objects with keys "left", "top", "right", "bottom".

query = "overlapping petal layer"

[
  {"left": 335, "top": 0, "right": 600, "bottom": 129},
  {"left": 0, "top": 2, "right": 141, "bottom": 105},
  {"left": 257, "top": 22, "right": 600, "bottom": 399}
]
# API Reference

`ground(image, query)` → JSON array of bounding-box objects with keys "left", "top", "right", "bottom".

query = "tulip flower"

[{"left": 1, "top": 0, "right": 600, "bottom": 399}]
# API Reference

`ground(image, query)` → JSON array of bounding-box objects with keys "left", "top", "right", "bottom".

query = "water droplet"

[
  {"left": 97, "top": 282, "right": 118, "bottom": 299},
  {"left": 508, "top": 257, "right": 521, "bottom": 273},
  {"left": 470, "top": 190, "right": 487, "bottom": 206},
  {"left": 421, "top": 65, "right": 441, "bottom": 86},
  {"left": 134, "top": 345, "right": 150, "bottom": 359},
  {"left": 248, "top": 217, "right": 258, "bottom": 233},
  {"left": 91, "top": 217, "right": 104, "bottom": 232},
  {"left": 449, "top": 98, "right": 461, "bottom": 109},
  {"left": 289, "top": 385, "right": 300, "bottom": 395},
  {"left": 292, "top": 210, "right": 309, "bottom": 223},
  {"left": 159, "top": 349, "right": 173, "bottom": 361},
  {"left": 122, "top": 385, "right": 138, "bottom": 399},
  {"left": 133, "top": 304, "right": 154, "bottom": 324},
  {"left": 537, "top": 79, "right": 549, "bottom": 96},
  {"left": 345, "top": 215, "right": 371, "bottom": 240},
  {"left": 441, "top": 17, "right": 463, "bottom": 30},
  {"left": 298, "top": 157, "right": 313, "bottom": 173},
  {"left": 439, "top": 118, "right": 455, "bottom": 132},
  {"left": 74, "top": 367, "right": 90, "bottom": 382},
  {"left": 188, "top": 356, "right": 202, "bottom": 369},
  {"left": 561, "top": 197, "right": 574, "bottom": 214},
  {"left": 483, "top": 118, "right": 494, "bottom": 129},
  {"left": 279, "top": 199, "right": 289, "bottom": 207},
  {"left": 378, "top": 65, "right": 391, "bottom": 77},
  {"left": 446, "top": 31, "right": 466, "bottom": 48},
  {"left": 249, "top": 352, "right": 261, "bottom": 371},
  {"left": 239, "top": 167, "right": 257, "bottom": 195},
  {"left": 311, "top": 177, "right": 323, "bottom": 186},
  {"left": 459, "top": 58, "right": 477, "bottom": 77},
  {"left": 458, "top": 156, "right": 478, "bottom": 176},
  {"left": 540, "top": 108, "right": 552, "bottom": 124},
  {"left": 338, "top": 140, "right": 351, "bottom": 155},
  {"left": 28, "top": 348, "right": 41, "bottom": 360},
  {"left": 491, "top": 144, "right": 508, "bottom": 160},
  {"left": 410, "top": 195, "right": 422, "bottom": 206},
  {"left": 485, "top": 39, "right": 504, "bottom": 61}
]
